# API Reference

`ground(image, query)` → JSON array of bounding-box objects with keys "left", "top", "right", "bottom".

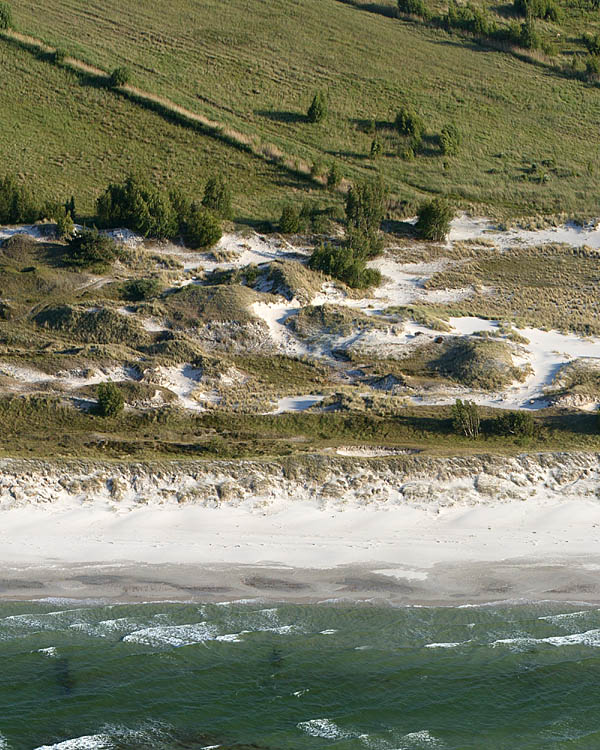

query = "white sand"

[{"left": 2, "top": 493, "right": 600, "bottom": 583}]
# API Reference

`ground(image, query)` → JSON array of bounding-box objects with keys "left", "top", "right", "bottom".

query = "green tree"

[
  {"left": 440, "top": 123, "right": 461, "bottom": 156},
  {"left": 0, "top": 2, "right": 12, "bottom": 29},
  {"left": 279, "top": 204, "right": 301, "bottom": 234},
  {"left": 55, "top": 208, "right": 75, "bottom": 240},
  {"left": 96, "top": 382, "right": 124, "bottom": 417},
  {"left": 519, "top": 17, "right": 540, "bottom": 49},
  {"left": 345, "top": 177, "right": 387, "bottom": 257},
  {"left": 53, "top": 47, "right": 67, "bottom": 64},
  {"left": 96, "top": 174, "right": 178, "bottom": 239},
  {"left": 66, "top": 229, "right": 117, "bottom": 269},
  {"left": 307, "top": 91, "right": 328, "bottom": 123},
  {"left": 109, "top": 66, "right": 131, "bottom": 88},
  {"left": 202, "top": 174, "right": 233, "bottom": 219},
  {"left": 451, "top": 398, "right": 480, "bottom": 438},
  {"left": 184, "top": 204, "right": 222, "bottom": 249},
  {"left": 416, "top": 197, "right": 454, "bottom": 241}
]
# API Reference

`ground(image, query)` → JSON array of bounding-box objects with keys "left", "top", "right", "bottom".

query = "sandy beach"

[{"left": 3, "top": 493, "right": 600, "bottom": 605}]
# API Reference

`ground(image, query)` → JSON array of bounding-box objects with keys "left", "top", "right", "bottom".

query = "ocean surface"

[{"left": 2, "top": 599, "right": 600, "bottom": 749}]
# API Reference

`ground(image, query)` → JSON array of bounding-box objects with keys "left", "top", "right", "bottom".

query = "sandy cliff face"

[{"left": 0, "top": 453, "right": 597, "bottom": 512}]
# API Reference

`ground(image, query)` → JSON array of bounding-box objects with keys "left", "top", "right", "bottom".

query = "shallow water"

[{"left": 2, "top": 599, "right": 600, "bottom": 748}]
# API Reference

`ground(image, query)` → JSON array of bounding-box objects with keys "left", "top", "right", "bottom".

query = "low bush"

[
  {"left": 53, "top": 47, "right": 67, "bottom": 64},
  {"left": 109, "top": 67, "right": 131, "bottom": 88},
  {"left": 121, "top": 277, "right": 162, "bottom": 301},
  {"left": 416, "top": 197, "right": 454, "bottom": 241},
  {"left": 493, "top": 410, "right": 535, "bottom": 437},
  {"left": 327, "top": 163, "right": 342, "bottom": 190},
  {"left": 96, "top": 382, "right": 124, "bottom": 417},
  {"left": 308, "top": 242, "right": 381, "bottom": 288},
  {"left": 583, "top": 32, "right": 600, "bottom": 56},
  {"left": 65, "top": 229, "right": 118, "bottom": 269}
]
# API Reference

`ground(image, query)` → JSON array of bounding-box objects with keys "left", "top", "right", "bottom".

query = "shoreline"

[{"left": 0, "top": 451, "right": 598, "bottom": 606}]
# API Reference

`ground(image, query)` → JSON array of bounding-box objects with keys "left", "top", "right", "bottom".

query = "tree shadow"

[
  {"left": 256, "top": 109, "right": 307, "bottom": 124},
  {"left": 335, "top": 0, "right": 399, "bottom": 20},
  {"left": 382, "top": 218, "right": 418, "bottom": 236},
  {"left": 352, "top": 117, "right": 395, "bottom": 132},
  {"left": 418, "top": 133, "right": 442, "bottom": 157}
]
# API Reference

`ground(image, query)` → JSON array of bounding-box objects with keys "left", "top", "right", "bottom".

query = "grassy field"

[
  {"left": 2, "top": 0, "right": 600, "bottom": 218},
  {"left": 0, "top": 37, "right": 318, "bottom": 221}
]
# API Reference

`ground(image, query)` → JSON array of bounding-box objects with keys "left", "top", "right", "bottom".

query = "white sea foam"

[
  {"left": 398, "top": 729, "right": 442, "bottom": 747},
  {"left": 0, "top": 733, "right": 10, "bottom": 749},
  {"left": 493, "top": 628, "right": 600, "bottom": 649},
  {"left": 538, "top": 610, "right": 591, "bottom": 623},
  {"left": 320, "top": 629, "right": 338, "bottom": 635},
  {"left": 424, "top": 642, "right": 464, "bottom": 649},
  {"left": 33, "top": 734, "right": 113, "bottom": 750},
  {"left": 36, "top": 646, "right": 58, "bottom": 658},
  {"left": 297, "top": 718, "right": 354, "bottom": 740},
  {"left": 122, "top": 622, "right": 218, "bottom": 647}
]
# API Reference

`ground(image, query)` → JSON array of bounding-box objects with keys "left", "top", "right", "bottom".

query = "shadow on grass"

[
  {"left": 256, "top": 109, "right": 307, "bottom": 124},
  {"left": 335, "top": 0, "right": 399, "bottom": 20}
]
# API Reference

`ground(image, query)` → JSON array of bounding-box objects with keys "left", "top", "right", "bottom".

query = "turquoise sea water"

[{"left": 2, "top": 599, "right": 600, "bottom": 749}]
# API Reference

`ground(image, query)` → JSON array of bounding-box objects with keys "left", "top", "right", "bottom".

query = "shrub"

[
  {"left": 308, "top": 242, "right": 381, "bottom": 288},
  {"left": 398, "top": 0, "right": 430, "bottom": 18},
  {"left": 307, "top": 91, "right": 328, "bottom": 123},
  {"left": 96, "top": 382, "right": 124, "bottom": 417},
  {"left": 416, "top": 197, "right": 454, "bottom": 241},
  {"left": 0, "top": 2, "right": 12, "bottom": 29},
  {"left": 440, "top": 123, "right": 461, "bottom": 156},
  {"left": 202, "top": 174, "right": 233, "bottom": 220},
  {"left": 279, "top": 204, "right": 301, "bottom": 234},
  {"left": 0, "top": 174, "right": 39, "bottom": 224},
  {"left": 327, "top": 163, "right": 342, "bottom": 190},
  {"left": 121, "top": 277, "right": 162, "bottom": 301},
  {"left": 96, "top": 174, "right": 179, "bottom": 239},
  {"left": 65, "top": 228, "right": 117, "bottom": 269},
  {"left": 451, "top": 398, "right": 480, "bottom": 438},
  {"left": 109, "top": 66, "right": 131, "bottom": 87},
  {"left": 183, "top": 204, "right": 222, "bottom": 249},
  {"left": 395, "top": 105, "right": 425, "bottom": 141},
  {"left": 493, "top": 410, "right": 535, "bottom": 437}
]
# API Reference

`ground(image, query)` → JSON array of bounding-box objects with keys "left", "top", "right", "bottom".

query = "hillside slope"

[{"left": 5, "top": 0, "right": 600, "bottom": 216}]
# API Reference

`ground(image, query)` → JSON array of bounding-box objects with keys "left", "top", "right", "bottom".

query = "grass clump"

[
  {"left": 34, "top": 305, "right": 148, "bottom": 346},
  {"left": 121, "top": 277, "right": 163, "bottom": 302}
]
